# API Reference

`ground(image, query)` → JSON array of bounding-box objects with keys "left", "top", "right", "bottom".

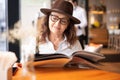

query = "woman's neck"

[
  {"left": 49, "top": 33, "right": 64, "bottom": 50},
  {"left": 49, "top": 33, "right": 64, "bottom": 42}
]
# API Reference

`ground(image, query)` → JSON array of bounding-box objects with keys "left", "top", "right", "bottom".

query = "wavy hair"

[{"left": 36, "top": 14, "right": 78, "bottom": 46}]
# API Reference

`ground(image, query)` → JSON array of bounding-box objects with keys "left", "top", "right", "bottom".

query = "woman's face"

[{"left": 49, "top": 12, "right": 69, "bottom": 35}]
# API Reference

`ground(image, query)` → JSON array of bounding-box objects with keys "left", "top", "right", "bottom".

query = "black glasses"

[{"left": 50, "top": 14, "right": 69, "bottom": 25}]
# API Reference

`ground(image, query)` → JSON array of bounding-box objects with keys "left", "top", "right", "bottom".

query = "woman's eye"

[
  {"left": 61, "top": 19, "right": 68, "bottom": 24},
  {"left": 53, "top": 17, "right": 58, "bottom": 21}
]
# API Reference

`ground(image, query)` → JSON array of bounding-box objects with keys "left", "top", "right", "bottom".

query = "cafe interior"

[{"left": 0, "top": 0, "right": 120, "bottom": 80}]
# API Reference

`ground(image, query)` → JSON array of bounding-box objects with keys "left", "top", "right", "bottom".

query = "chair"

[
  {"left": 108, "top": 29, "right": 114, "bottom": 48},
  {"left": 113, "top": 29, "right": 120, "bottom": 52},
  {"left": 0, "top": 51, "right": 17, "bottom": 80}
]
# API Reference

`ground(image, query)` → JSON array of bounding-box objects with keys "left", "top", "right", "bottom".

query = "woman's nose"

[{"left": 54, "top": 20, "right": 61, "bottom": 26}]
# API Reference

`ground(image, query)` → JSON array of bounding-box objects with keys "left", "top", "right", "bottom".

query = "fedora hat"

[{"left": 40, "top": 0, "right": 80, "bottom": 24}]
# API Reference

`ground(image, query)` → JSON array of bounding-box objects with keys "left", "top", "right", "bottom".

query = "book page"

[
  {"left": 72, "top": 51, "right": 105, "bottom": 62},
  {"left": 35, "top": 53, "right": 69, "bottom": 61}
]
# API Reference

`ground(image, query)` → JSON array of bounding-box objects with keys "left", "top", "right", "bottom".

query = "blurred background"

[{"left": 0, "top": 0, "right": 120, "bottom": 62}]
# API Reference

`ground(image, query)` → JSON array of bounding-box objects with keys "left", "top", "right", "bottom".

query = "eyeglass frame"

[{"left": 50, "top": 14, "right": 70, "bottom": 25}]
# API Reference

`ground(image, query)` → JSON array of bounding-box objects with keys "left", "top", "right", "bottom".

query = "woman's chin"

[
  {"left": 53, "top": 30, "right": 61, "bottom": 33},
  {"left": 53, "top": 31, "right": 61, "bottom": 35}
]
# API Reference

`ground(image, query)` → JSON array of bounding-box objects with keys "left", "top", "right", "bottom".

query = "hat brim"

[{"left": 40, "top": 8, "right": 80, "bottom": 24}]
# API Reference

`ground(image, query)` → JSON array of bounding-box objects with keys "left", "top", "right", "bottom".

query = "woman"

[{"left": 37, "top": 0, "right": 82, "bottom": 57}]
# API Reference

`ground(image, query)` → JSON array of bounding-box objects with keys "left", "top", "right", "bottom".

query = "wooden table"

[{"left": 12, "top": 66, "right": 120, "bottom": 80}]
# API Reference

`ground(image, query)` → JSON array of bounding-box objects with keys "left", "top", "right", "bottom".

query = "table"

[{"left": 13, "top": 65, "right": 120, "bottom": 80}]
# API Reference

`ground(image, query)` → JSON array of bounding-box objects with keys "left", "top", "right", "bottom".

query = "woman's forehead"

[{"left": 51, "top": 12, "right": 69, "bottom": 18}]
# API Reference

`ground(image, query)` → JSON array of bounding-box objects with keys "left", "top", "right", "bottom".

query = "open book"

[{"left": 34, "top": 51, "right": 105, "bottom": 68}]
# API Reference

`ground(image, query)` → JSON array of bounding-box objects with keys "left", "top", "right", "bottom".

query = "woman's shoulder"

[
  {"left": 75, "top": 40, "right": 81, "bottom": 45},
  {"left": 74, "top": 40, "right": 82, "bottom": 49}
]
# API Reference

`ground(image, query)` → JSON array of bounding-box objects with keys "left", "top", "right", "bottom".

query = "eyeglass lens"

[{"left": 50, "top": 14, "right": 69, "bottom": 25}]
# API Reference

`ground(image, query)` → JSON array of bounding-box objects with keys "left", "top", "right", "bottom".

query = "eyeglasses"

[{"left": 50, "top": 14, "right": 69, "bottom": 25}]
